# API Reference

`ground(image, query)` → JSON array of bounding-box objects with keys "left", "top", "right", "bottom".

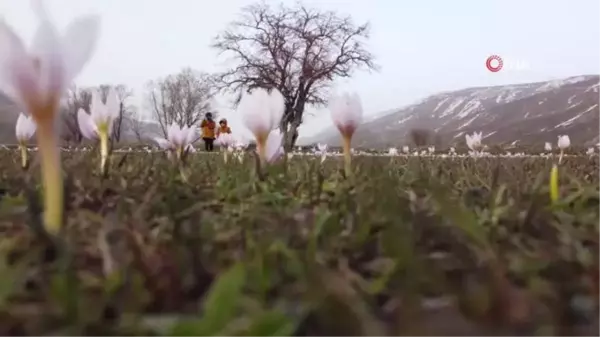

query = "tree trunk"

[{"left": 283, "top": 124, "right": 299, "bottom": 152}]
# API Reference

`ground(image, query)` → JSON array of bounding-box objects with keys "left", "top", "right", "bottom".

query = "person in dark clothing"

[{"left": 201, "top": 112, "right": 216, "bottom": 151}]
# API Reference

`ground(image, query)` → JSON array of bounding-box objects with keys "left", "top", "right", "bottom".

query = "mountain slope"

[{"left": 307, "top": 75, "right": 600, "bottom": 148}]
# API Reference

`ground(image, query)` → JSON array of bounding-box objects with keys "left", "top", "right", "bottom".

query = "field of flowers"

[{"left": 0, "top": 148, "right": 598, "bottom": 335}]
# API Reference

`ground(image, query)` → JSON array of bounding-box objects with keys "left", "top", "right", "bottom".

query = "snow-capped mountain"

[{"left": 308, "top": 75, "right": 600, "bottom": 148}]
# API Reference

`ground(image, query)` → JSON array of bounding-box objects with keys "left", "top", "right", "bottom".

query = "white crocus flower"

[
  {"left": 153, "top": 122, "right": 197, "bottom": 161},
  {"left": 329, "top": 92, "right": 363, "bottom": 175},
  {"left": 15, "top": 112, "right": 37, "bottom": 143},
  {"left": 402, "top": 145, "right": 410, "bottom": 154},
  {"left": 557, "top": 135, "right": 570, "bottom": 164},
  {"left": 428, "top": 146, "right": 435, "bottom": 154},
  {"left": 77, "top": 88, "right": 119, "bottom": 174},
  {"left": 0, "top": 0, "right": 100, "bottom": 235},
  {"left": 388, "top": 147, "right": 398, "bottom": 156},
  {"left": 465, "top": 132, "right": 483, "bottom": 153},
  {"left": 544, "top": 142, "right": 552, "bottom": 152},
  {"left": 586, "top": 147, "right": 595, "bottom": 156},
  {"left": 239, "top": 88, "right": 284, "bottom": 165},
  {"left": 315, "top": 143, "right": 328, "bottom": 163},
  {"left": 557, "top": 135, "right": 570, "bottom": 150},
  {"left": 15, "top": 112, "right": 37, "bottom": 169}
]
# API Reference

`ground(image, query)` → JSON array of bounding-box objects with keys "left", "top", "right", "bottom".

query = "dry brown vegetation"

[{"left": 0, "top": 150, "right": 597, "bottom": 335}]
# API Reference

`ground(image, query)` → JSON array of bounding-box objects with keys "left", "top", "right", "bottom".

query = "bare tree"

[
  {"left": 129, "top": 115, "right": 146, "bottom": 142},
  {"left": 61, "top": 85, "right": 92, "bottom": 144},
  {"left": 212, "top": 2, "right": 376, "bottom": 150},
  {"left": 146, "top": 67, "right": 215, "bottom": 138},
  {"left": 97, "top": 84, "right": 135, "bottom": 143}
]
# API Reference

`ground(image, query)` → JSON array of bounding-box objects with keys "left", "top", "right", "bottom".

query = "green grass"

[{"left": 0, "top": 150, "right": 598, "bottom": 335}]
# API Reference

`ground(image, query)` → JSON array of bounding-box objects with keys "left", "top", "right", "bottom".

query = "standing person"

[
  {"left": 216, "top": 118, "right": 232, "bottom": 137},
  {"left": 201, "top": 112, "right": 216, "bottom": 151}
]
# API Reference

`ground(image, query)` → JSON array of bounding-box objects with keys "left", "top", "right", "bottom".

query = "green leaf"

[
  {"left": 169, "top": 263, "right": 246, "bottom": 336},
  {"left": 245, "top": 310, "right": 297, "bottom": 336}
]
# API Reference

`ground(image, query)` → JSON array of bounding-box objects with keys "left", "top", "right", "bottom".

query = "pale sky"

[{"left": 1, "top": 0, "right": 599, "bottom": 139}]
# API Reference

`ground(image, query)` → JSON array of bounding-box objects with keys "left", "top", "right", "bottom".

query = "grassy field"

[{"left": 0, "top": 149, "right": 598, "bottom": 335}]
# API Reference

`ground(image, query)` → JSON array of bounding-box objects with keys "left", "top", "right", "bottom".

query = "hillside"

[{"left": 306, "top": 75, "right": 600, "bottom": 148}]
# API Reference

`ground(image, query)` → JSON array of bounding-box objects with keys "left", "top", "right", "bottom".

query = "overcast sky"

[{"left": 1, "top": 0, "right": 598, "bottom": 139}]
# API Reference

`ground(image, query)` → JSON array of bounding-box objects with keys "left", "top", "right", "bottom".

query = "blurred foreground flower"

[
  {"left": 153, "top": 123, "right": 196, "bottom": 162},
  {"left": 544, "top": 142, "right": 552, "bottom": 152},
  {"left": 329, "top": 92, "right": 363, "bottom": 175},
  {"left": 0, "top": 0, "right": 100, "bottom": 234},
  {"left": 77, "top": 88, "right": 119, "bottom": 175},
  {"left": 239, "top": 88, "right": 284, "bottom": 166},
  {"left": 15, "top": 113, "right": 37, "bottom": 169}
]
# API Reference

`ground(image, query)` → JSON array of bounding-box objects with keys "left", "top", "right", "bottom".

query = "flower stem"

[
  {"left": 558, "top": 150, "right": 564, "bottom": 165},
  {"left": 223, "top": 149, "right": 229, "bottom": 164},
  {"left": 550, "top": 164, "right": 559, "bottom": 203},
  {"left": 36, "top": 121, "right": 63, "bottom": 235},
  {"left": 19, "top": 143, "right": 28, "bottom": 169},
  {"left": 342, "top": 136, "right": 352, "bottom": 176},
  {"left": 100, "top": 131, "right": 109, "bottom": 176},
  {"left": 256, "top": 140, "right": 266, "bottom": 168}
]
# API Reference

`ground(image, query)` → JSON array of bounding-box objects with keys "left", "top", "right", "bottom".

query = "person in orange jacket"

[
  {"left": 216, "top": 118, "right": 232, "bottom": 137},
  {"left": 200, "top": 112, "right": 217, "bottom": 151}
]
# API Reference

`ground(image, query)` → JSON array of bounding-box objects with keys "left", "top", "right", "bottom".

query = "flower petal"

[
  {"left": 154, "top": 137, "right": 172, "bottom": 150},
  {"left": 15, "top": 112, "right": 29, "bottom": 141},
  {"left": 90, "top": 89, "right": 106, "bottom": 123},
  {"left": 31, "top": 18, "right": 67, "bottom": 110},
  {"left": 61, "top": 15, "right": 101, "bottom": 82},
  {"left": 77, "top": 108, "right": 98, "bottom": 139},
  {"left": 267, "top": 88, "right": 285, "bottom": 131},
  {"left": 0, "top": 21, "right": 38, "bottom": 110},
  {"left": 105, "top": 87, "right": 120, "bottom": 119},
  {"left": 264, "top": 129, "right": 284, "bottom": 163}
]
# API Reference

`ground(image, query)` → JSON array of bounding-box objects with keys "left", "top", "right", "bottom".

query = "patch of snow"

[
  {"left": 554, "top": 104, "right": 598, "bottom": 128},
  {"left": 567, "top": 95, "right": 578, "bottom": 104},
  {"left": 483, "top": 131, "right": 496, "bottom": 138},
  {"left": 535, "top": 76, "right": 589, "bottom": 94},
  {"left": 511, "top": 140, "right": 519, "bottom": 146},
  {"left": 537, "top": 100, "right": 545, "bottom": 105},
  {"left": 524, "top": 112, "right": 530, "bottom": 118},
  {"left": 540, "top": 127, "right": 547, "bottom": 132},
  {"left": 456, "top": 100, "right": 481, "bottom": 119},
  {"left": 453, "top": 131, "right": 465, "bottom": 139},
  {"left": 440, "top": 98, "right": 466, "bottom": 118},
  {"left": 395, "top": 115, "right": 413, "bottom": 125},
  {"left": 433, "top": 96, "right": 451, "bottom": 113},
  {"left": 567, "top": 101, "right": 582, "bottom": 110},
  {"left": 457, "top": 115, "right": 478, "bottom": 130},
  {"left": 585, "top": 83, "right": 599, "bottom": 93}
]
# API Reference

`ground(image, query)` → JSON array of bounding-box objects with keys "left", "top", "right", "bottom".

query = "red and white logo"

[{"left": 486, "top": 55, "right": 503, "bottom": 72}]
